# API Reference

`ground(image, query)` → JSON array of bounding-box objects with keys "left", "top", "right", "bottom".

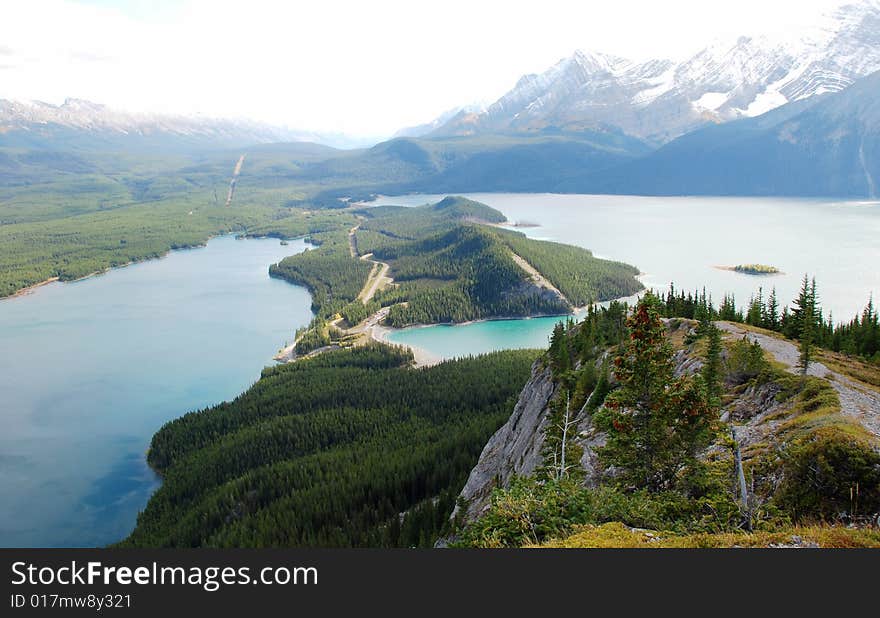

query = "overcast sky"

[{"left": 0, "top": 0, "right": 853, "bottom": 137}]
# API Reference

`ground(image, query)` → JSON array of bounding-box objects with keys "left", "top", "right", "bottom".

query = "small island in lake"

[{"left": 715, "top": 263, "right": 782, "bottom": 275}]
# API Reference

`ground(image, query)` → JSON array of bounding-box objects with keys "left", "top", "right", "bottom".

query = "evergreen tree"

[
  {"left": 702, "top": 321, "right": 724, "bottom": 408},
  {"left": 746, "top": 287, "right": 764, "bottom": 327},
  {"left": 719, "top": 294, "right": 740, "bottom": 322},
  {"left": 796, "top": 276, "right": 817, "bottom": 376},
  {"left": 549, "top": 321, "right": 572, "bottom": 377},
  {"left": 597, "top": 293, "right": 716, "bottom": 491},
  {"left": 765, "top": 287, "right": 779, "bottom": 330},
  {"left": 861, "top": 296, "right": 879, "bottom": 359},
  {"left": 788, "top": 274, "right": 814, "bottom": 339}
]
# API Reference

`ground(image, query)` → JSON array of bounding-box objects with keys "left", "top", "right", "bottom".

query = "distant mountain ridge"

[
  {"left": 427, "top": 1, "right": 880, "bottom": 143},
  {"left": 0, "top": 98, "right": 366, "bottom": 151}
]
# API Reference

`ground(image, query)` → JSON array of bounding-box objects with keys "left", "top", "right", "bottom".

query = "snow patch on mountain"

[{"left": 693, "top": 92, "right": 730, "bottom": 112}]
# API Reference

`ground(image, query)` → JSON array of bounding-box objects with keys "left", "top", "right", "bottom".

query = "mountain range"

[
  {"left": 2, "top": 2, "right": 879, "bottom": 198},
  {"left": 424, "top": 1, "right": 880, "bottom": 144},
  {"left": 0, "top": 98, "right": 371, "bottom": 151}
]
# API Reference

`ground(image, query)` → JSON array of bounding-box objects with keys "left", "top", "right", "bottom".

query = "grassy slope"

[{"left": 537, "top": 522, "right": 880, "bottom": 548}]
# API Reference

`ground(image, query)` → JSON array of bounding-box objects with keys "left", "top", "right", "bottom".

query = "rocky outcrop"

[
  {"left": 451, "top": 360, "right": 559, "bottom": 524},
  {"left": 449, "top": 357, "right": 610, "bottom": 528},
  {"left": 450, "top": 322, "right": 709, "bottom": 531}
]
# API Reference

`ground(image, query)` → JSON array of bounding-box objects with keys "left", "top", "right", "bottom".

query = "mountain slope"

[
  {"left": 590, "top": 69, "right": 880, "bottom": 197},
  {"left": 451, "top": 301, "right": 880, "bottom": 548},
  {"left": 301, "top": 131, "right": 650, "bottom": 200}
]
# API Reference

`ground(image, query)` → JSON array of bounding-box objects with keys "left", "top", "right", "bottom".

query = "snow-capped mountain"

[
  {"left": 0, "top": 98, "right": 364, "bottom": 150},
  {"left": 586, "top": 67, "right": 880, "bottom": 198},
  {"left": 432, "top": 1, "right": 880, "bottom": 143}
]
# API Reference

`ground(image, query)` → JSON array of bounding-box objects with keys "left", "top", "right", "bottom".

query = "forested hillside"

[
  {"left": 269, "top": 229, "right": 371, "bottom": 316},
  {"left": 374, "top": 224, "right": 570, "bottom": 326},
  {"left": 495, "top": 228, "right": 642, "bottom": 306},
  {"left": 359, "top": 197, "right": 642, "bottom": 326},
  {"left": 265, "top": 197, "right": 642, "bottom": 352},
  {"left": 0, "top": 140, "right": 358, "bottom": 298},
  {"left": 121, "top": 345, "right": 538, "bottom": 547}
]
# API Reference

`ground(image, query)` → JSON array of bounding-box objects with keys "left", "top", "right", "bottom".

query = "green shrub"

[
  {"left": 775, "top": 427, "right": 880, "bottom": 521},
  {"left": 457, "top": 473, "right": 748, "bottom": 548},
  {"left": 726, "top": 336, "right": 767, "bottom": 383}
]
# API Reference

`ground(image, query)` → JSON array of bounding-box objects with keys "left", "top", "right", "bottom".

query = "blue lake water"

[
  {"left": 0, "top": 236, "right": 313, "bottom": 547},
  {"left": 386, "top": 316, "right": 582, "bottom": 361},
  {"left": 376, "top": 194, "right": 880, "bottom": 360}
]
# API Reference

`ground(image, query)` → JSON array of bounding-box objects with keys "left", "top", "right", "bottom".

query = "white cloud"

[{"left": 0, "top": 0, "right": 852, "bottom": 136}]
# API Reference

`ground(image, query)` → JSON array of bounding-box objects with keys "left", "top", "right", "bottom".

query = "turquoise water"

[
  {"left": 0, "top": 236, "right": 313, "bottom": 547},
  {"left": 386, "top": 315, "right": 583, "bottom": 360},
  {"left": 377, "top": 194, "right": 880, "bottom": 360}
]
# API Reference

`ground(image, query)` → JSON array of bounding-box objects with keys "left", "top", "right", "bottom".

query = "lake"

[
  {"left": 373, "top": 194, "right": 880, "bottom": 359},
  {"left": 0, "top": 236, "right": 313, "bottom": 547}
]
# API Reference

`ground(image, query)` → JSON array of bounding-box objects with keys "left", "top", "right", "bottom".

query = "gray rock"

[{"left": 451, "top": 360, "right": 559, "bottom": 524}]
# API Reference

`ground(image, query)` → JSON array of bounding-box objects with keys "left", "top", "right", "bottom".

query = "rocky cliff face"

[
  {"left": 448, "top": 354, "right": 616, "bottom": 530},
  {"left": 451, "top": 360, "right": 559, "bottom": 524}
]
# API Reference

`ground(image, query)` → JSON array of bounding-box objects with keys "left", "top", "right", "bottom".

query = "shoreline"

[
  {"left": 3, "top": 276, "right": 61, "bottom": 300},
  {"left": 1, "top": 245, "right": 210, "bottom": 302},
  {"left": 365, "top": 290, "right": 647, "bottom": 367},
  {"left": 2, "top": 234, "right": 313, "bottom": 303},
  {"left": 368, "top": 322, "right": 444, "bottom": 368}
]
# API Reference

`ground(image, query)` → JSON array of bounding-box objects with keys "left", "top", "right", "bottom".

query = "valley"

[
  {"left": 1, "top": 0, "right": 879, "bottom": 552},
  {"left": 1, "top": 179, "right": 878, "bottom": 548}
]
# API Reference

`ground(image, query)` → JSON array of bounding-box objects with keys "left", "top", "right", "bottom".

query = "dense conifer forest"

[
  {"left": 120, "top": 344, "right": 539, "bottom": 547},
  {"left": 0, "top": 142, "right": 370, "bottom": 298},
  {"left": 360, "top": 197, "right": 641, "bottom": 326},
  {"left": 268, "top": 230, "right": 372, "bottom": 317},
  {"left": 496, "top": 228, "right": 643, "bottom": 306},
  {"left": 0, "top": 183, "right": 356, "bottom": 299}
]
